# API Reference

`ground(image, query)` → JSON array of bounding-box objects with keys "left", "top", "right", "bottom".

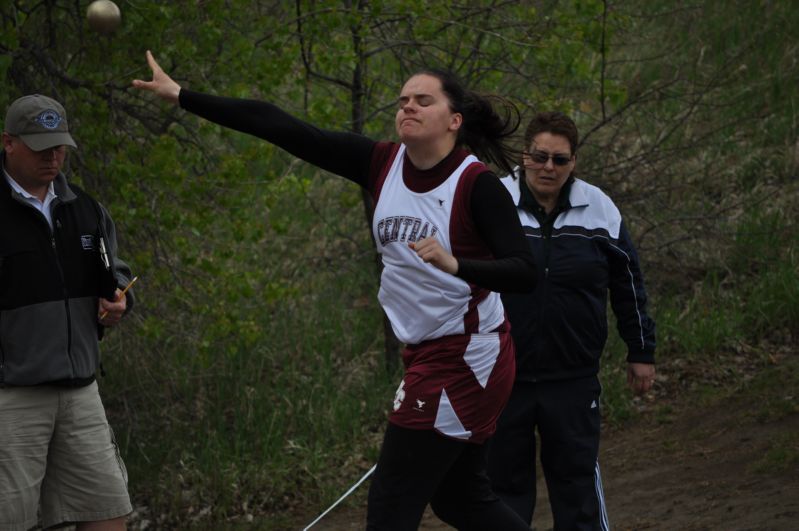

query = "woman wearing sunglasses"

[{"left": 486, "top": 111, "right": 657, "bottom": 530}]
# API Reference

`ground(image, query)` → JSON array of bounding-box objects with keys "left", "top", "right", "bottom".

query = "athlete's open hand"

[
  {"left": 409, "top": 237, "right": 458, "bottom": 275},
  {"left": 132, "top": 50, "right": 181, "bottom": 105}
]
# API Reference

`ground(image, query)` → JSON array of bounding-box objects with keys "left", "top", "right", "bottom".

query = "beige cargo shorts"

[{"left": 0, "top": 381, "right": 132, "bottom": 530}]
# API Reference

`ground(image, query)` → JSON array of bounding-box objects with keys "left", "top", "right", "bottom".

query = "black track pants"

[
  {"left": 366, "top": 422, "right": 530, "bottom": 530},
  {"left": 486, "top": 376, "right": 609, "bottom": 530}
]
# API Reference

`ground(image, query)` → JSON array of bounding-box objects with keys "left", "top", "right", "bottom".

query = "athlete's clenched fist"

[{"left": 408, "top": 236, "right": 459, "bottom": 275}]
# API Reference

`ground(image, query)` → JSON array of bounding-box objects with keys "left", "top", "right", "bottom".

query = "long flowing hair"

[{"left": 416, "top": 69, "right": 521, "bottom": 176}]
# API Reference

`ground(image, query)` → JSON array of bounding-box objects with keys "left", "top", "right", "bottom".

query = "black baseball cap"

[{"left": 4, "top": 94, "right": 77, "bottom": 151}]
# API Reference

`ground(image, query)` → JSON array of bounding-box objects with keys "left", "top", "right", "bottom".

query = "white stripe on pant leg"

[{"left": 595, "top": 461, "right": 610, "bottom": 531}]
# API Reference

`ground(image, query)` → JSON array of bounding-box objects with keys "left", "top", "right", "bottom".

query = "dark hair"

[
  {"left": 416, "top": 69, "right": 520, "bottom": 176},
  {"left": 523, "top": 111, "right": 579, "bottom": 155}
]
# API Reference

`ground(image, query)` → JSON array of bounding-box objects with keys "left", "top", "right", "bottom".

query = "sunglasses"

[{"left": 525, "top": 150, "right": 572, "bottom": 167}]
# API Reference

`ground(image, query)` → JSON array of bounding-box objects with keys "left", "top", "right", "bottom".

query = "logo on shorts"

[
  {"left": 393, "top": 380, "right": 406, "bottom": 411},
  {"left": 80, "top": 234, "right": 95, "bottom": 250},
  {"left": 413, "top": 399, "right": 426, "bottom": 412}
]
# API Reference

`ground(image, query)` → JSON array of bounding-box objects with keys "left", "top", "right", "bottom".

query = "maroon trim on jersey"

[
  {"left": 451, "top": 161, "right": 497, "bottom": 334},
  {"left": 402, "top": 147, "right": 474, "bottom": 192},
  {"left": 450, "top": 161, "right": 495, "bottom": 260},
  {"left": 368, "top": 143, "right": 476, "bottom": 197},
  {"left": 368, "top": 142, "right": 402, "bottom": 202},
  {"left": 462, "top": 293, "right": 483, "bottom": 334}
]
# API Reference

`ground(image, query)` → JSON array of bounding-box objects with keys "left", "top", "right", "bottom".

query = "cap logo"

[{"left": 35, "top": 109, "right": 62, "bottom": 129}]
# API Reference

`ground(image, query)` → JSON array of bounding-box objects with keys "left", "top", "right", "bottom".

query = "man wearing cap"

[{"left": 0, "top": 95, "right": 134, "bottom": 530}]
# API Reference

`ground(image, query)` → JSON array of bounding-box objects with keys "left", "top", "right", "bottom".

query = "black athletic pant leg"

[
  {"left": 538, "top": 375, "right": 605, "bottom": 531},
  {"left": 430, "top": 439, "right": 529, "bottom": 530},
  {"left": 486, "top": 382, "right": 539, "bottom": 524},
  {"left": 366, "top": 423, "right": 530, "bottom": 530},
  {"left": 366, "top": 423, "right": 454, "bottom": 530}
]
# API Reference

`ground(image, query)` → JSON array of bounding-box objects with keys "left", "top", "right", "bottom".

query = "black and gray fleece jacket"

[{"left": 0, "top": 151, "right": 134, "bottom": 386}]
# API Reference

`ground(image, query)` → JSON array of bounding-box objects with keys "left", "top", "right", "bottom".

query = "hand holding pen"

[{"left": 98, "top": 276, "right": 138, "bottom": 324}]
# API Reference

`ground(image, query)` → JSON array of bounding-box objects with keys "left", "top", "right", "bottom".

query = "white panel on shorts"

[
  {"left": 463, "top": 333, "right": 501, "bottom": 388},
  {"left": 434, "top": 388, "right": 472, "bottom": 440}
]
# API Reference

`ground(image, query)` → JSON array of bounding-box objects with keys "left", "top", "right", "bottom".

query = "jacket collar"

[
  {"left": 512, "top": 166, "right": 580, "bottom": 213},
  {"left": 566, "top": 176, "right": 589, "bottom": 208}
]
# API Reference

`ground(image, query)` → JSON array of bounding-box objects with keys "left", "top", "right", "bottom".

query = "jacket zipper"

[
  {"left": 50, "top": 212, "right": 76, "bottom": 378},
  {"left": 0, "top": 312, "right": 4, "bottom": 387},
  {"left": 534, "top": 206, "right": 559, "bottom": 381}
]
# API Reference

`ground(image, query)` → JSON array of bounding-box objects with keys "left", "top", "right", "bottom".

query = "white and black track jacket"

[{"left": 500, "top": 169, "right": 656, "bottom": 382}]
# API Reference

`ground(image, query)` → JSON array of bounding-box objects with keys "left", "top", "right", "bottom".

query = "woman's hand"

[
  {"left": 132, "top": 50, "right": 181, "bottom": 105},
  {"left": 409, "top": 237, "right": 459, "bottom": 275},
  {"left": 627, "top": 362, "right": 656, "bottom": 395}
]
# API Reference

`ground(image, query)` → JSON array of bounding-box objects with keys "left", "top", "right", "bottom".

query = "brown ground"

[{"left": 300, "top": 345, "right": 799, "bottom": 530}]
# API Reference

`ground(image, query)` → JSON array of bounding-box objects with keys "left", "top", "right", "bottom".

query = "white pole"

[{"left": 302, "top": 464, "right": 377, "bottom": 530}]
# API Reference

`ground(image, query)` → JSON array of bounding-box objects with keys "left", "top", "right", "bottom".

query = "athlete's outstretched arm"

[{"left": 133, "top": 50, "right": 375, "bottom": 185}]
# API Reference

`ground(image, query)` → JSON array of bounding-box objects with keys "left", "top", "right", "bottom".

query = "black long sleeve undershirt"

[
  {"left": 463, "top": 174, "right": 535, "bottom": 293},
  {"left": 179, "top": 89, "right": 535, "bottom": 293}
]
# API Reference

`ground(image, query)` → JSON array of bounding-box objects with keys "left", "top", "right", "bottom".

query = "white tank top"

[{"left": 373, "top": 145, "right": 504, "bottom": 344}]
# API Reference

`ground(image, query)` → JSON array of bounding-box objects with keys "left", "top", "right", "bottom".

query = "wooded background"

[{"left": 2, "top": 1, "right": 797, "bottom": 527}]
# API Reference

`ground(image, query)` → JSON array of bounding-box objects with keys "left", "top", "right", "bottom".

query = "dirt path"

[
  {"left": 581, "top": 390, "right": 798, "bottom": 530},
  {"left": 301, "top": 352, "right": 799, "bottom": 530}
]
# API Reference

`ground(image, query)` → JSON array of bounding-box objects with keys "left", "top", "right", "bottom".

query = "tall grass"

[
  {"left": 656, "top": 207, "right": 798, "bottom": 359},
  {"left": 600, "top": 192, "right": 799, "bottom": 425}
]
